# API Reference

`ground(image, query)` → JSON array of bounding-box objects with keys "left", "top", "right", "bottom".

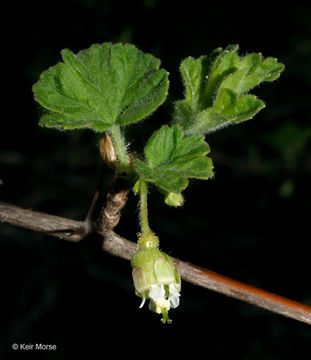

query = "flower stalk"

[{"left": 138, "top": 178, "right": 151, "bottom": 237}]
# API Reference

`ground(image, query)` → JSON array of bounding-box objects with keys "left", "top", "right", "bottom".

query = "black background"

[{"left": 1, "top": 1, "right": 311, "bottom": 358}]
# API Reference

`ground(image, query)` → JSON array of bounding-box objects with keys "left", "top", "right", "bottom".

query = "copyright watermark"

[{"left": 12, "top": 343, "right": 57, "bottom": 351}]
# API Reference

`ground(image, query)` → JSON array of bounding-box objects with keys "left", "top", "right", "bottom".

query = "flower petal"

[
  {"left": 169, "top": 295, "right": 180, "bottom": 309},
  {"left": 169, "top": 283, "right": 181, "bottom": 297},
  {"left": 139, "top": 294, "right": 146, "bottom": 308},
  {"left": 149, "top": 285, "right": 165, "bottom": 301}
]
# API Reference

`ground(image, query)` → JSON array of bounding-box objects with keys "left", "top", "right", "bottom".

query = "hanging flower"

[{"left": 131, "top": 241, "right": 181, "bottom": 324}]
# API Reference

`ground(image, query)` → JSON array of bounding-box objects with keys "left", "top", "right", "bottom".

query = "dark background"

[{"left": 1, "top": 1, "right": 311, "bottom": 358}]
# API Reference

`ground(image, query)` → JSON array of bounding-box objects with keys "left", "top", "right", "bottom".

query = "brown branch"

[
  {"left": 82, "top": 160, "right": 131, "bottom": 233},
  {"left": 1, "top": 201, "right": 311, "bottom": 325},
  {"left": 174, "top": 259, "right": 311, "bottom": 325},
  {"left": 0, "top": 202, "right": 86, "bottom": 242},
  {"left": 97, "top": 185, "right": 130, "bottom": 232}
]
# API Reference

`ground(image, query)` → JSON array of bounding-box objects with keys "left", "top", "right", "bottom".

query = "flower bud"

[
  {"left": 164, "top": 192, "right": 184, "bottom": 207},
  {"left": 131, "top": 247, "right": 181, "bottom": 324},
  {"left": 99, "top": 133, "right": 117, "bottom": 168}
]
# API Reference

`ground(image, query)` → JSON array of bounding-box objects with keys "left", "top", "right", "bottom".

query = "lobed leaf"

[
  {"left": 173, "top": 45, "right": 284, "bottom": 134},
  {"left": 192, "top": 89, "right": 265, "bottom": 133},
  {"left": 134, "top": 125, "right": 213, "bottom": 195},
  {"left": 33, "top": 43, "right": 169, "bottom": 131}
]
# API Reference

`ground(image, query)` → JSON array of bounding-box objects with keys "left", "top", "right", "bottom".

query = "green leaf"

[
  {"left": 134, "top": 125, "right": 213, "bottom": 194},
  {"left": 173, "top": 45, "right": 284, "bottom": 134},
  {"left": 193, "top": 89, "right": 265, "bottom": 133},
  {"left": 179, "top": 55, "right": 211, "bottom": 111},
  {"left": 33, "top": 43, "right": 169, "bottom": 131},
  {"left": 220, "top": 54, "right": 285, "bottom": 95}
]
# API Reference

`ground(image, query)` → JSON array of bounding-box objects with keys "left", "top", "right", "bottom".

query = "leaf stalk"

[{"left": 108, "top": 125, "right": 129, "bottom": 171}]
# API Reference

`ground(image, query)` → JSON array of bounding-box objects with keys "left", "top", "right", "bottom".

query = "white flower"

[
  {"left": 168, "top": 283, "right": 180, "bottom": 308},
  {"left": 144, "top": 284, "right": 180, "bottom": 323},
  {"left": 131, "top": 247, "right": 181, "bottom": 324}
]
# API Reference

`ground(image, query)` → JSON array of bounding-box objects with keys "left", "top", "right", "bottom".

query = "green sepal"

[
  {"left": 33, "top": 43, "right": 169, "bottom": 132},
  {"left": 131, "top": 248, "right": 180, "bottom": 293}
]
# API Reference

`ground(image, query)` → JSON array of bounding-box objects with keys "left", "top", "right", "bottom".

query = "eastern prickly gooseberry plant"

[{"left": 33, "top": 42, "right": 284, "bottom": 323}]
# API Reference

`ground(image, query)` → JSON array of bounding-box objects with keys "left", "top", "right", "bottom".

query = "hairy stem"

[
  {"left": 139, "top": 179, "right": 151, "bottom": 235},
  {"left": 108, "top": 125, "right": 129, "bottom": 171}
]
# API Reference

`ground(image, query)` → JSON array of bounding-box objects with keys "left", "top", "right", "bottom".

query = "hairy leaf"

[
  {"left": 134, "top": 125, "right": 213, "bottom": 194},
  {"left": 174, "top": 45, "right": 284, "bottom": 134},
  {"left": 33, "top": 43, "right": 169, "bottom": 131}
]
